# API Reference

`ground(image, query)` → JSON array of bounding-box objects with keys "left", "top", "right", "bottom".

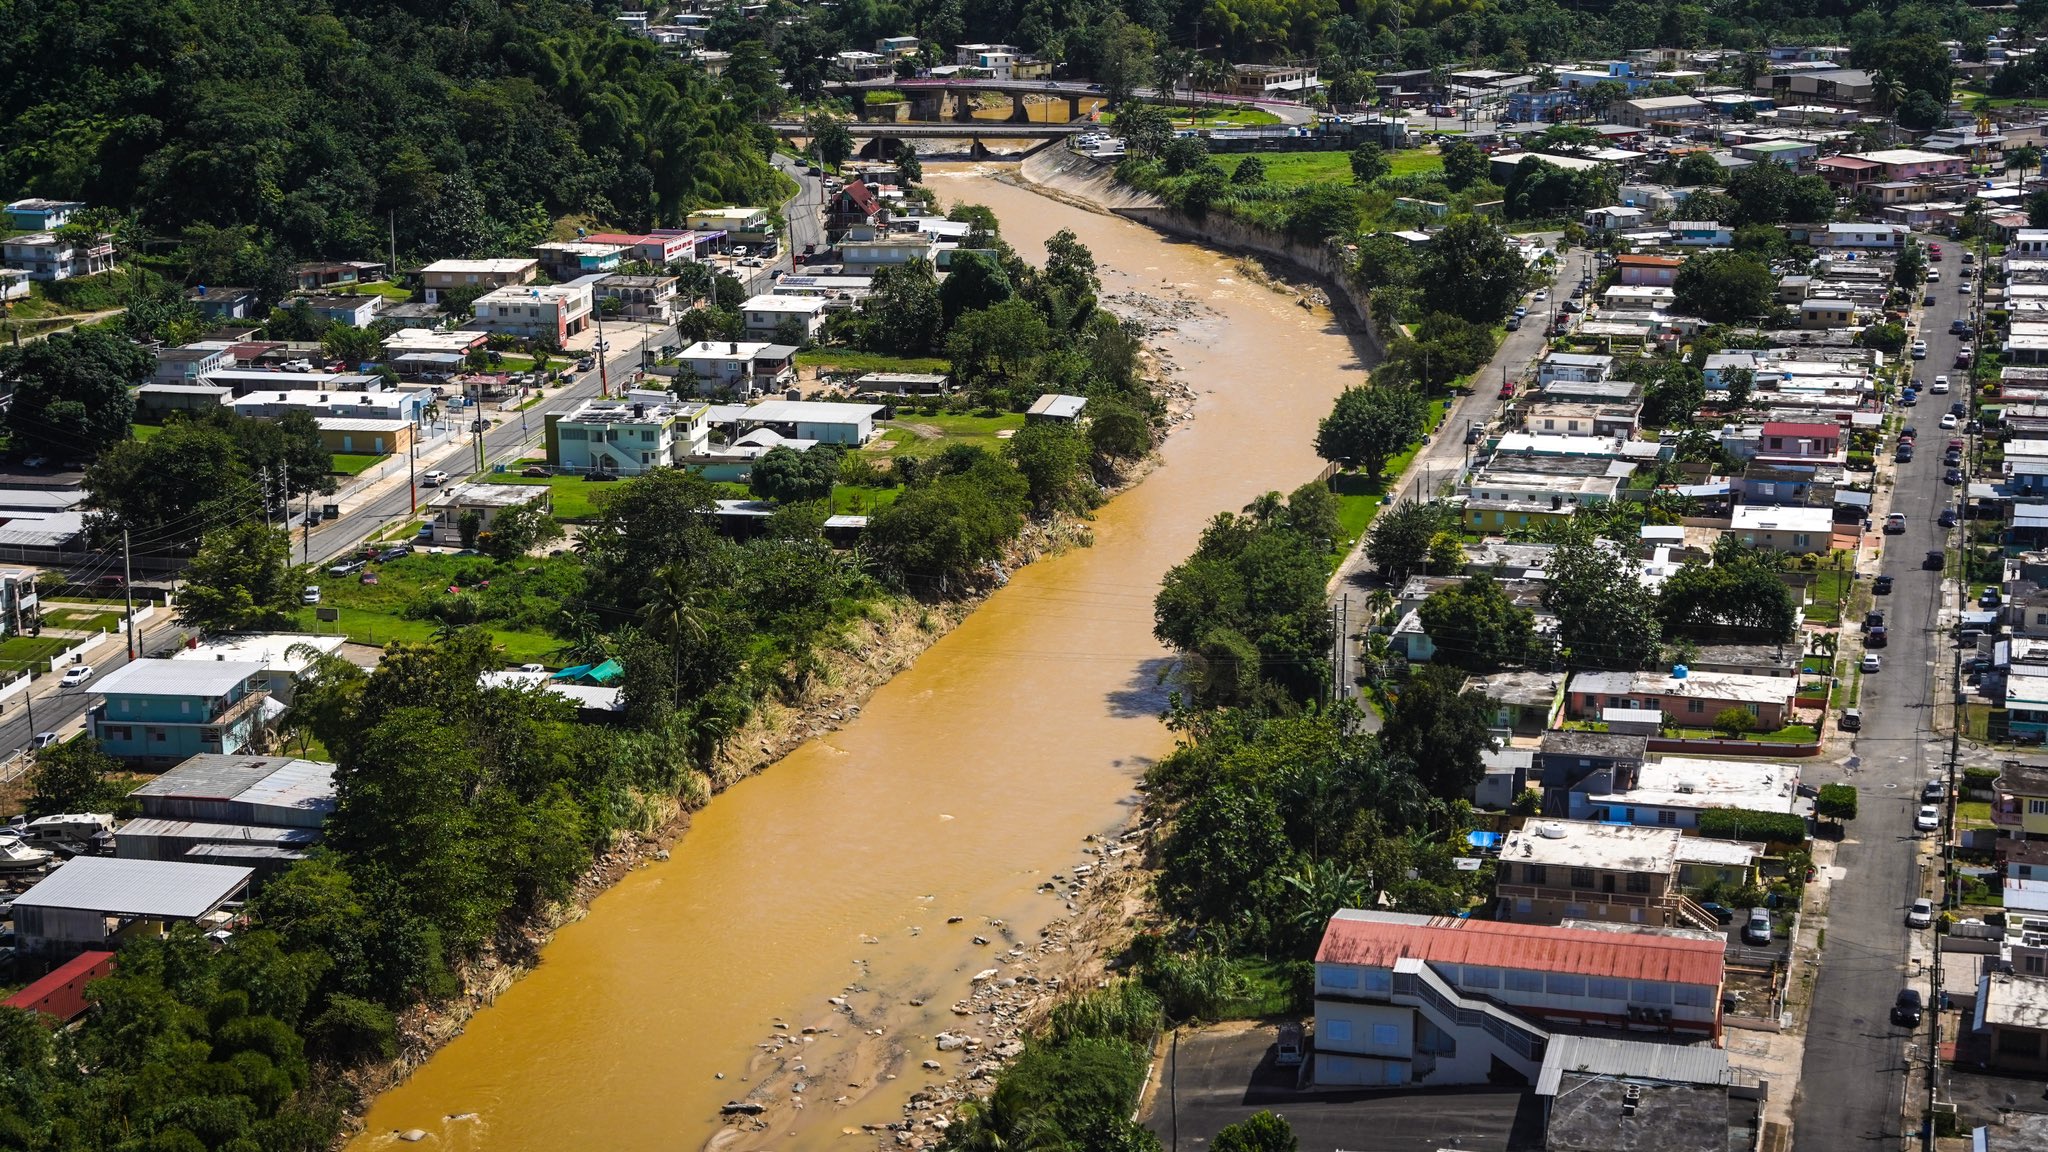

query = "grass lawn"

[
  {"left": 0, "top": 635, "right": 73, "bottom": 674},
  {"left": 131, "top": 424, "right": 162, "bottom": 442},
  {"left": 1215, "top": 148, "right": 1444, "bottom": 189},
  {"left": 1664, "top": 724, "right": 1820, "bottom": 744},
  {"left": 341, "top": 281, "right": 414, "bottom": 301},
  {"left": 1807, "top": 567, "right": 1855, "bottom": 626},
  {"left": 292, "top": 554, "right": 561, "bottom": 662},
  {"left": 1172, "top": 107, "right": 1283, "bottom": 128},
  {"left": 40, "top": 602, "right": 124, "bottom": 634},
  {"left": 796, "top": 349, "right": 951, "bottom": 375},
  {"left": 866, "top": 411, "right": 1027, "bottom": 459},
  {"left": 475, "top": 473, "right": 614, "bottom": 521},
  {"left": 330, "top": 453, "right": 382, "bottom": 476},
  {"left": 1956, "top": 800, "right": 1994, "bottom": 829},
  {"left": 828, "top": 483, "right": 900, "bottom": 514},
  {"left": 1217, "top": 957, "right": 1303, "bottom": 1019}
]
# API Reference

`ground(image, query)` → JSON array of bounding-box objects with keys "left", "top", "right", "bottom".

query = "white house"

[
  {"left": 737, "top": 400, "right": 882, "bottom": 446},
  {"left": 1537, "top": 352, "right": 1615, "bottom": 386},
  {"left": 470, "top": 284, "right": 593, "bottom": 343},
  {"left": 296, "top": 294, "right": 383, "bottom": 329},
  {"left": 551, "top": 398, "right": 710, "bottom": 475},
  {"left": 673, "top": 340, "right": 799, "bottom": 399},
  {"left": 1568, "top": 755, "right": 1802, "bottom": 829},
  {"left": 1311, "top": 909, "right": 1724, "bottom": 1088},
  {"left": 1, "top": 231, "right": 114, "bottom": 282},
  {"left": 1822, "top": 222, "right": 1905, "bottom": 249},
  {"left": 739, "top": 294, "right": 829, "bottom": 341}
]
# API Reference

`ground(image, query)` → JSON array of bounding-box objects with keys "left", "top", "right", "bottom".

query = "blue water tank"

[{"left": 1672, "top": 663, "right": 1689, "bottom": 678}]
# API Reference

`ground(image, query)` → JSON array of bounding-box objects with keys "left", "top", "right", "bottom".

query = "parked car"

[
  {"left": 1892, "top": 988, "right": 1924, "bottom": 1026},
  {"left": 1945, "top": 448, "right": 1963, "bottom": 466},
  {"left": 1505, "top": 316, "right": 1521, "bottom": 331},
  {"left": 1874, "top": 575, "right": 1895, "bottom": 594},
  {"left": 1924, "top": 550, "right": 1945, "bottom": 570},
  {"left": 1929, "top": 268, "right": 1942, "bottom": 281},
  {"left": 1959, "top": 281, "right": 1973, "bottom": 293},
  {"left": 1939, "top": 508, "right": 1959, "bottom": 527},
  {"left": 1931, "top": 376, "right": 1950, "bottom": 393},
  {"left": 1862, "top": 653, "right": 1883, "bottom": 673},
  {"left": 421, "top": 470, "right": 450, "bottom": 488},
  {"left": 1864, "top": 610, "right": 1886, "bottom": 630},
  {"left": 1980, "top": 588, "right": 2002, "bottom": 609},
  {"left": 1906, "top": 898, "right": 1935, "bottom": 929},
  {"left": 584, "top": 471, "right": 619, "bottom": 481},
  {"left": 58, "top": 666, "right": 93, "bottom": 688},
  {"left": 521, "top": 465, "right": 551, "bottom": 478},
  {"left": 1699, "top": 901, "right": 1736, "bottom": 925},
  {"left": 1742, "top": 908, "right": 1773, "bottom": 946},
  {"left": 377, "top": 545, "right": 411, "bottom": 563},
  {"left": 1867, "top": 625, "right": 1888, "bottom": 647},
  {"left": 1275, "top": 1023, "right": 1305, "bottom": 1067},
  {"left": 328, "top": 559, "right": 365, "bottom": 577},
  {"left": 1951, "top": 401, "right": 1968, "bottom": 417},
  {"left": 29, "top": 732, "right": 61, "bottom": 750},
  {"left": 1883, "top": 513, "right": 1906, "bottom": 534},
  {"left": 1923, "top": 778, "right": 1947, "bottom": 802},
  {"left": 301, "top": 585, "right": 321, "bottom": 604},
  {"left": 1914, "top": 805, "right": 1940, "bottom": 833},
  {"left": 1944, "top": 467, "right": 1964, "bottom": 484},
  {"left": 1910, "top": 340, "right": 1928, "bottom": 359},
  {"left": 1895, "top": 444, "right": 1915, "bottom": 463},
  {"left": 1839, "top": 708, "right": 1862, "bottom": 732}
]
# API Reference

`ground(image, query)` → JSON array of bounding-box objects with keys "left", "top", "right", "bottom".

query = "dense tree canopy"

[{"left": 1, "top": 329, "right": 150, "bottom": 459}]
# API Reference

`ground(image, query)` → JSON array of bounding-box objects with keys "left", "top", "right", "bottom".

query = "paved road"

[
  {"left": 1793, "top": 233, "right": 1974, "bottom": 1151},
  {"left": 774, "top": 154, "right": 827, "bottom": 258},
  {"left": 1330, "top": 239, "right": 1576, "bottom": 715}
]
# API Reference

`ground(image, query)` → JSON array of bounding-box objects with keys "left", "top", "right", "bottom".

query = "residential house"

[
  {"left": 1752, "top": 66, "right": 1874, "bottom": 105},
  {"left": 1973, "top": 971, "right": 2048, "bottom": 1073},
  {"left": 738, "top": 400, "right": 882, "bottom": 446},
  {"left": 1568, "top": 754, "right": 1802, "bottom": 828},
  {"left": 186, "top": 287, "right": 260, "bottom": 320},
  {"left": 1992, "top": 760, "right": 2048, "bottom": 841},
  {"left": 833, "top": 49, "right": 893, "bottom": 79},
  {"left": 583, "top": 230, "right": 716, "bottom": 266},
  {"left": 839, "top": 232, "right": 936, "bottom": 268},
  {"left": 0, "top": 268, "right": 27, "bottom": 302},
  {"left": 1540, "top": 1039, "right": 1761, "bottom": 1152},
  {"left": 230, "top": 388, "right": 425, "bottom": 455},
  {"left": 672, "top": 340, "right": 799, "bottom": 399},
  {"left": 548, "top": 398, "right": 711, "bottom": 476},
  {"left": 1537, "top": 730, "right": 1649, "bottom": 810},
  {"left": 1466, "top": 671, "right": 1564, "bottom": 736},
  {"left": 1, "top": 231, "right": 114, "bottom": 282},
  {"left": 150, "top": 347, "right": 233, "bottom": 386},
  {"left": 1584, "top": 206, "right": 1649, "bottom": 233},
  {"left": 296, "top": 294, "right": 382, "bottom": 329},
  {"left": 470, "top": 284, "right": 593, "bottom": 343},
  {"left": 876, "top": 35, "right": 919, "bottom": 59},
  {"left": 530, "top": 241, "right": 628, "bottom": 280},
  {"left": 1525, "top": 401, "right": 1641, "bottom": 438},
  {"left": 1495, "top": 820, "right": 1724, "bottom": 931},
  {"left": 134, "top": 383, "right": 233, "bottom": 421},
  {"left": 1798, "top": 298, "right": 1858, "bottom": 328},
  {"left": 1309, "top": 909, "right": 1724, "bottom": 1088},
  {"left": 739, "top": 294, "right": 828, "bottom": 341},
  {"left": 1476, "top": 747, "right": 1535, "bottom": 810},
  {"left": 1507, "top": 89, "right": 1580, "bottom": 121},
  {"left": 1602, "top": 285, "right": 1676, "bottom": 312},
  {"left": 168, "top": 633, "right": 346, "bottom": 706},
  {"left": 1842, "top": 148, "right": 1965, "bottom": 181},
  {"left": 1226, "top": 63, "right": 1320, "bottom": 97},
  {"left": 1460, "top": 457, "right": 1621, "bottom": 532},
  {"left": 3, "top": 198, "right": 86, "bottom": 230},
  {"left": 1025, "top": 394, "right": 1086, "bottom": 424},
  {"left": 10, "top": 858, "right": 253, "bottom": 956},
  {"left": 1821, "top": 222, "right": 1905, "bottom": 249},
  {"left": 1673, "top": 221, "right": 1733, "bottom": 247},
  {"left": 1617, "top": 95, "right": 1709, "bottom": 128},
  {"left": 1537, "top": 352, "right": 1616, "bottom": 386},
  {"left": 827, "top": 180, "right": 886, "bottom": 236},
  {"left": 1559, "top": 61, "right": 1655, "bottom": 94},
  {"left": 1732, "top": 139, "right": 1818, "bottom": 167},
  {"left": 1755, "top": 421, "right": 1843, "bottom": 463},
  {"left": 1567, "top": 669, "right": 1799, "bottom": 730},
  {"left": 89, "top": 661, "right": 272, "bottom": 767},
  {"left": 426, "top": 483, "right": 551, "bottom": 547},
  {"left": 1616, "top": 254, "right": 1683, "bottom": 287},
  {"left": 595, "top": 274, "right": 680, "bottom": 322},
  {"left": 289, "top": 260, "right": 385, "bottom": 291},
  {"left": 1727, "top": 503, "right": 1835, "bottom": 552},
  {"left": 684, "top": 207, "right": 775, "bottom": 249},
  {"left": 119, "top": 754, "right": 337, "bottom": 871},
  {"left": 417, "top": 258, "right": 537, "bottom": 303}
]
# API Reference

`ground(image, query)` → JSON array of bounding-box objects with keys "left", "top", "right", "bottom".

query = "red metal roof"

[
  {"left": 1315, "top": 914, "right": 1723, "bottom": 986},
  {"left": 3, "top": 951, "right": 114, "bottom": 1023},
  {"left": 1617, "top": 255, "right": 1682, "bottom": 267},
  {"left": 1818, "top": 156, "right": 1881, "bottom": 171},
  {"left": 1761, "top": 422, "right": 1840, "bottom": 439}
]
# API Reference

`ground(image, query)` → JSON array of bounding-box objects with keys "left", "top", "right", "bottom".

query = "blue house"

[
  {"left": 4, "top": 198, "right": 86, "bottom": 231},
  {"left": 1506, "top": 89, "right": 1577, "bottom": 122},
  {"left": 89, "top": 660, "right": 271, "bottom": 767}
]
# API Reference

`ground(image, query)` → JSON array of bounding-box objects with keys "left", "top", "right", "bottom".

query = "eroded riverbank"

[{"left": 347, "top": 162, "right": 1368, "bottom": 1152}]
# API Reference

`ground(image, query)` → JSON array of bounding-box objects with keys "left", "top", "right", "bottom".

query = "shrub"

[
  {"left": 1816, "top": 783, "right": 1858, "bottom": 823},
  {"left": 1696, "top": 808, "right": 1807, "bottom": 845},
  {"left": 1710, "top": 707, "right": 1756, "bottom": 736}
]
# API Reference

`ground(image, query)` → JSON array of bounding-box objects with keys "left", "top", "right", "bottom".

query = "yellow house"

[{"left": 1994, "top": 761, "right": 2048, "bottom": 839}]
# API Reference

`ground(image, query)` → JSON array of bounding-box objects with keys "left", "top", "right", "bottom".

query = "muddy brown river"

[{"left": 350, "top": 163, "right": 1365, "bottom": 1151}]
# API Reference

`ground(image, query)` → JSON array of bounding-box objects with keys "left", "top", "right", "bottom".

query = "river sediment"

[{"left": 346, "top": 162, "right": 1367, "bottom": 1152}]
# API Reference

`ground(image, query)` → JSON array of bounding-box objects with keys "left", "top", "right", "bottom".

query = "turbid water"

[{"left": 350, "top": 162, "right": 1367, "bottom": 1152}]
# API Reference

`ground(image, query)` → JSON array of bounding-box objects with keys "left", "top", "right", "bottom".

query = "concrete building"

[
  {"left": 168, "top": 633, "right": 347, "bottom": 706},
  {"left": 417, "top": 257, "right": 538, "bottom": 303},
  {"left": 684, "top": 207, "right": 775, "bottom": 248},
  {"left": 1568, "top": 754, "right": 1802, "bottom": 829},
  {"left": 469, "top": 283, "right": 593, "bottom": 343},
  {"left": 1537, "top": 352, "right": 1616, "bottom": 386},
  {"left": 1, "top": 231, "right": 114, "bottom": 282},
  {"left": 89, "top": 661, "right": 272, "bottom": 767},
  {"left": 3, "top": 198, "right": 87, "bottom": 230},
  {"left": 1495, "top": 820, "right": 1725, "bottom": 931},
  {"left": 672, "top": 340, "right": 799, "bottom": 399},
  {"left": 151, "top": 346, "right": 234, "bottom": 386},
  {"left": 549, "top": 398, "right": 711, "bottom": 476},
  {"left": 426, "top": 483, "right": 551, "bottom": 547},
  {"left": 1226, "top": 63, "right": 1320, "bottom": 97},
  {"left": 530, "top": 241, "right": 628, "bottom": 279},
  {"left": 295, "top": 293, "right": 383, "bottom": 328},
  {"left": 595, "top": 274, "right": 680, "bottom": 322},
  {"left": 738, "top": 293, "right": 829, "bottom": 341},
  {"left": 1973, "top": 971, "right": 2048, "bottom": 1073},
  {"left": 1568, "top": 668, "right": 1800, "bottom": 731},
  {"left": 1616, "top": 95, "right": 1709, "bottom": 128},
  {"left": 1310, "top": 909, "right": 1724, "bottom": 1088},
  {"left": 1728, "top": 503, "right": 1835, "bottom": 552}
]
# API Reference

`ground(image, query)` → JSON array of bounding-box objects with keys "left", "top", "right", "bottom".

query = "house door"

[{"left": 342, "top": 435, "right": 354, "bottom": 453}]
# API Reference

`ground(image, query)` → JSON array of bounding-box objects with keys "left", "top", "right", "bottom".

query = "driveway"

[
  {"left": 1791, "top": 232, "right": 1972, "bottom": 1151},
  {"left": 1142, "top": 1022, "right": 1538, "bottom": 1152}
]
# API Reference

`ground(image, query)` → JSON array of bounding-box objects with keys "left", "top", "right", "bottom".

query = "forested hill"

[{"left": 0, "top": 0, "right": 787, "bottom": 261}]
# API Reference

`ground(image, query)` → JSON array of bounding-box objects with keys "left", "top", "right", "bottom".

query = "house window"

[
  {"left": 1460, "top": 966, "right": 1500, "bottom": 990},
  {"left": 1371, "top": 1023, "right": 1400, "bottom": 1046},
  {"left": 1632, "top": 982, "right": 1673, "bottom": 1004},
  {"left": 1687, "top": 699, "right": 1704, "bottom": 714},
  {"left": 2030, "top": 800, "right": 2048, "bottom": 816},
  {"left": 1362, "top": 969, "right": 1392, "bottom": 993},
  {"left": 1570, "top": 868, "right": 1595, "bottom": 889},
  {"left": 1657, "top": 810, "right": 1677, "bottom": 826},
  {"left": 104, "top": 726, "right": 132, "bottom": 741},
  {"left": 181, "top": 700, "right": 191, "bottom": 715},
  {"left": 1506, "top": 969, "right": 1545, "bottom": 994},
  {"left": 1546, "top": 973, "right": 1587, "bottom": 996},
  {"left": 2026, "top": 956, "right": 2046, "bottom": 975},
  {"left": 1319, "top": 965, "right": 1359, "bottom": 989},
  {"left": 1625, "top": 873, "right": 1651, "bottom": 893},
  {"left": 1588, "top": 977, "right": 1629, "bottom": 1000},
  {"left": 1524, "top": 864, "right": 1548, "bottom": 884},
  {"left": 149, "top": 729, "right": 166, "bottom": 743},
  {"left": 1323, "top": 1019, "right": 1352, "bottom": 1044}
]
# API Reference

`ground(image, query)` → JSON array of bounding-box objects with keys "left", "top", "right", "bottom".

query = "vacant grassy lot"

[
  {"left": 864, "top": 411, "right": 1027, "bottom": 460},
  {"left": 331, "top": 453, "right": 383, "bottom": 476},
  {"left": 291, "top": 553, "right": 563, "bottom": 663},
  {"left": 1215, "top": 148, "right": 1444, "bottom": 188},
  {"left": 473, "top": 472, "right": 613, "bottom": 521},
  {"left": 41, "top": 601, "right": 124, "bottom": 634},
  {"left": 796, "top": 349, "right": 951, "bottom": 376},
  {"left": 0, "top": 636, "right": 73, "bottom": 674}
]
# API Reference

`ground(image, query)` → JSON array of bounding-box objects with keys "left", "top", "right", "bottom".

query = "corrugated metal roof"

[
  {"left": 92, "top": 660, "right": 264, "bottom": 697},
  {"left": 14, "top": 857, "right": 252, "bottom": 918},
  {"left": 119, "top": 819, "right": 320, "bottom": 846},
  {"left": 1536, "top": 1035, "right": 1732, "bottom": 1095},
  {"left": 1315, "top": 909, "right": 1724, "bottom": 987},
  {"left": 130, "top": 755, "right": 281, "bottom": 800}
]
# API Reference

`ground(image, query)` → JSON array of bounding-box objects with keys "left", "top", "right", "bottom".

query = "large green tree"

[
  {"left": 1544, "top": 537, "right": 1664, "bottom": 669},
  {"left": 1, "top": 328, "right": 150, "bottom": 459},
  {"left": 176, "top": 521, "right": 300, "bottom": 634},
  {"left": 1314, "top": 384, "right": 1427, "bottom": 479},
  {"left": 1673, "top": 251, "right": 1777, "bottom": 323},
  {"left": 1417, "top": 214, "right": 1526, "bottom": 324},
  {"left": 1417, "top": 574, "right": 1534, "bottom": 671}
]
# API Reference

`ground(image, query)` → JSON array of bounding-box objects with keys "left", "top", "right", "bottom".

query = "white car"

[
  {"left": 1931, "top": 376, "right": 1950, "bottom": 393},
  {"left": 58, "top": 665, "right": 93, "bottom": 688},
  {"left": 1907, "top": 898, "right": 1935, "bottom": 928},
  {"left": 1915, "top": 805, "right": 1940, "bottom": 833},
  {"left": 1928, "top": 268, "right": 1941, "bottom": 281},
  {"left": 301, "top": 585, "right": 321, "bottom": 604},
  {"left": 1939, "top": 414, "right": 1959, "bottom": 429},
  {"left": 421, "top": 470, "right": 450, "bottom": 488},
  {"left": 1533, "top": 289, "right": 1548, "bottom": 301},
  {"left": 1862, "top": 653, "right": 1883, "bottom": 673},
  {"left": 1911, "top": 341, "right": 1928, "bottom": 359}
]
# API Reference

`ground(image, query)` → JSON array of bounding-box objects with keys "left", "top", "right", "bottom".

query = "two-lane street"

[{"left": 1793, "top": 233, "right": 1973, "bottom": 1150}]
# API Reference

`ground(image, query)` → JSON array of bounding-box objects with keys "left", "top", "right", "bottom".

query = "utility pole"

[
  {"left": 302, "top": 490, "right": 311, "bottom": 565},
  {"left": 407, "top": 430, "right": 417, "bottom": 514},
  {"left": 121, "top": 530, "right": 136, "bottom": 660},
  {"left": 260, "top": 467, "right": 273, "bottom": 529}
]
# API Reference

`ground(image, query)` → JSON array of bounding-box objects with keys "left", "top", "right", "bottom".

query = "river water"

[{"left": 350, "top": 164, "right": 1365, "bottom": 1152}]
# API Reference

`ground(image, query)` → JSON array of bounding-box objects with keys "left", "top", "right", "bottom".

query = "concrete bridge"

[
  {"left": 823, "top": 77, "right": 1317, "bottom": 126},
  {"left": 771, "top": 119, "right": 1084, "bottom": 160}
]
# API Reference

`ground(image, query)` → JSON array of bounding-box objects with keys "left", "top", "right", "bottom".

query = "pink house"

[
  {"left": 1758, "top": 421, "right": 1842, "bottom": 461},
  {"left": 1617, "top": 254, "right": 1683, "bottom": 287}
]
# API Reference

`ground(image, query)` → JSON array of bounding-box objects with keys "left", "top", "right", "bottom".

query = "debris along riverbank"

[{"left": 711, "top": 823, "right": 1154, "bottom": 1149}]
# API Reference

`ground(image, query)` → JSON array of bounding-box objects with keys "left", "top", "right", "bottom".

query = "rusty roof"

[{"left": 1315, "top": 909, "right": 1724, "bottom": 986}]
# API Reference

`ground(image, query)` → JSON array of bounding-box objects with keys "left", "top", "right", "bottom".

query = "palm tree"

[
  {"left": 640, "top": 564, "right": 710, "bottom": 703},
  {"left": 1278, "top": 858, "right": 1371, "bottom": 946},
  {"left": 1365, "top": 588, "right": 1397, "bottom": 627}
]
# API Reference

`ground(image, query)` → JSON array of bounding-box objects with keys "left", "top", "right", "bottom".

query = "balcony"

[{"left": 1993, "top": 794, "right": 2025, "bottom": 828}]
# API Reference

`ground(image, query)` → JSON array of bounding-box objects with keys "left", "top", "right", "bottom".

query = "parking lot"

[{"left": 1141, "top": 1021, "right": 1540, "bottom": 1152}]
